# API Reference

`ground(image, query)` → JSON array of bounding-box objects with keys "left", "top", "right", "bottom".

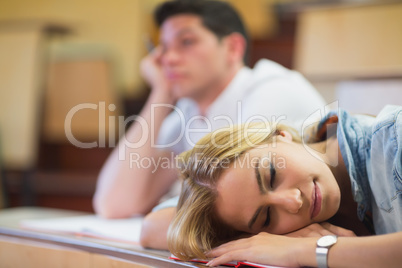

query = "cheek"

[
  {"left": 286, "top": 154, "right": 323, "bottom": 181},
  {"left": 191, "top": 44, "right": 225, "bottom": 66}
]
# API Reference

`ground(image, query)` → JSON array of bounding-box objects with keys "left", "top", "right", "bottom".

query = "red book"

[{"left": 169, "top": 255, "right": 286, "bottom": 268}]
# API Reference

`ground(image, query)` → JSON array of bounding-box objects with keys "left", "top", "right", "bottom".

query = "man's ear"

[
  {"left": 223, "top": 32, "right": 246, "bottom": 64},
  {"left": 278, "top": 130, "right": 293, "bottom": 142}
]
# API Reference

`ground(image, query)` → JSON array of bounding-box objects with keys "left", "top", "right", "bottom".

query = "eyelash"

[
  {"left": 263, "top": 164, "right": 276, "bottom": 228},
  {"left": 263, "top": 207, "right": 270, "bottom": 227}
]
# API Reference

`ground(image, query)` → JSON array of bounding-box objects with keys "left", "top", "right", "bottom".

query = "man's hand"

[
  {"left": 285, "top": 222, "right": 356, "bottom": 238},
  {"left": 140, "top": 47, "right": 172, "bottom": 97}
]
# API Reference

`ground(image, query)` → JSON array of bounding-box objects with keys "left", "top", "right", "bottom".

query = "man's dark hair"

[{"left": 154, "top": 0, "right": 249, "bottom": 63}]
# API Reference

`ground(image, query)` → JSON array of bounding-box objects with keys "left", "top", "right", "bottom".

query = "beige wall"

[
  {"left": 294, "top": 2, "right": 402, "bottom": 79},
  {"left": 0, "top": 0, "right": 164, "bottom": 97},
  {"left": 293, "top": 2, "right": 402, "bottom": 107},
  {"left": 0, "top": 28, "right": 43, "bottom": 169}
]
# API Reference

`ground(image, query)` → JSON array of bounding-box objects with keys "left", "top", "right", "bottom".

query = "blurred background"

[{"left": 0, "top": 0, "right": 401, "bottom": 212}]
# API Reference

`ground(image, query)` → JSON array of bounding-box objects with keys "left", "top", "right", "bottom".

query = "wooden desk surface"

[{"left": 0, "top": 207, "right": 204, "bottom": 268}]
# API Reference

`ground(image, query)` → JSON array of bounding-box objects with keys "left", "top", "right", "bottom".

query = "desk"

[{"left": 0, "top": 207, "right": 203, "bottom": 267}]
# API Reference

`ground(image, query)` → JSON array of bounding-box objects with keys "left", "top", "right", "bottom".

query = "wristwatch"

[{"left": 316, "top": 235, "right": 337, "bottom": 268}]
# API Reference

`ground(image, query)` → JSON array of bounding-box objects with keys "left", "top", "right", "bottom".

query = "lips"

[
  {"left": 166, "top": 72, "right": 184, "bottom": 80},
  {"left": 310, "top": 181, "right": 322, "bottom": 219}
]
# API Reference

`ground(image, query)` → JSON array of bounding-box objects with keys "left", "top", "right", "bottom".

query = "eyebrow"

[
  {"left": 254, "top": 158, "right": 266, "bottom": 195},
  {"left": 161, "top": 28, "right": 195, "bottom": 45},
  {"left": 248, "top": 159, "right": 267, "bottom": 230},
  {"left": 176, "top": 28, "right": 196, "bottom": 38}
]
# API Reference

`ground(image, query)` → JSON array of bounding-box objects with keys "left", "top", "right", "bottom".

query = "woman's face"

[{"left": 214, "top": 131, "right": 341, "bottom": 235}]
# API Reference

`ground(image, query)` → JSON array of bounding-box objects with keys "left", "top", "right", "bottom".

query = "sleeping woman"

[{"left": 168, "top": 105, "right": 402, "bottom": 267}]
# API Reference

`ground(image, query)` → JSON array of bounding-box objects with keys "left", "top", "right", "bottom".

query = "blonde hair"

[{"left": 167, "top": 122, "right": 301, "bottom": 260}]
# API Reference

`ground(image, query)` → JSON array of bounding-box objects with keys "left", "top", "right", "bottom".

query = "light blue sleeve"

[
  {"left": 152, "top": 196, "right": 180, "bottom": 212},
  {"left": 369, "top": 105, "right": 402, "bottom": 234}
]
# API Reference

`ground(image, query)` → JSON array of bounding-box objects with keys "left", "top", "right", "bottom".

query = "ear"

[
  {"left": 278, "top": 130, "right": 293, "bottom": 142},
  {"left": 223, "top": 32, "right": 246, "bottom": 64}
]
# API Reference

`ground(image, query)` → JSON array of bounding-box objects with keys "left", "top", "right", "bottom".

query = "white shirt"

[{"left": 157, "top": 59, "right": 326, "bottom": 154}]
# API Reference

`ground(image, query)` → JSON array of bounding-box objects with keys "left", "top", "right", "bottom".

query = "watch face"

[{"left": 317, "top": 235, "right": 338, "bottom": 247}]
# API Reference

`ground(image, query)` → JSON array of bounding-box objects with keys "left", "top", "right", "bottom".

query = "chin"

[{"left": 172, "top": 85, "right": 190, "bottom": 99}]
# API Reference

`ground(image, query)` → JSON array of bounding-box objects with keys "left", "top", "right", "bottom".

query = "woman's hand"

[
  {"left": 206, "top": 232, "right": 316, "bottom": 267},
  {"left": 205, "top": 223, "right": 355, "bottom": 267},
  {"left": 285, "top": 222, "right": 356, "bottom": 238}
]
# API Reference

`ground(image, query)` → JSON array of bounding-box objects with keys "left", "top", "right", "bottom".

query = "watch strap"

[
  {"left": 316, "top": 247, "right": 329, "bottom": 268},
  {"left": 316, "top": 235, "right": 337, "bottom": 268}
]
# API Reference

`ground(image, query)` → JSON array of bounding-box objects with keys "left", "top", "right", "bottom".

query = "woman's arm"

[
  {"left": 207, "top": 231, "right": 402, "bottom": 267},
  {"left": 139, "top": 207, "right": 175, "bottom": 250}
]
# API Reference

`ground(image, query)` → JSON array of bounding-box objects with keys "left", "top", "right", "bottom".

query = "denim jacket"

[{"left": 323, "top": 105, "right": 402, "bottom": 234}]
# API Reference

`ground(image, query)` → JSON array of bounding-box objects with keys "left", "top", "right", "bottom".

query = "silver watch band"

[
  {"left": 316, "top": 247, "right": 329, "bottom": 268},
  {"left": 316, "top": 235, "right": 337, "bottom": 268}
]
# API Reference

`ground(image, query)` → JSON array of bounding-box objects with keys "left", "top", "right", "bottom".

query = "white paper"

[{"left": 20, "top": 215, "right": 143, "bottom": 244}]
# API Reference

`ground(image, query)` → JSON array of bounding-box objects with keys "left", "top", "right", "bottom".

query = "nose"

[
  {"left": 269, "top": 188, "right": 303, "bottom": 214},
  {"left": 161, "top": 48, "right": 180, "bottom": 66}
]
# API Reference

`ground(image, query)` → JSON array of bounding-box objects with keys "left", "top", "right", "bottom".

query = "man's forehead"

[{"left": 160, "top": 14, "right": 204, "bottom": 38}]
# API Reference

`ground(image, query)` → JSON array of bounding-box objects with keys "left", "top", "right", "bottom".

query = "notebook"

[{"left": 19, "top": 214, "right": 143, "bottom": 245}]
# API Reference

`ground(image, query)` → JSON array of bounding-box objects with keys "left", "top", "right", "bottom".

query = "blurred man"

[{"left": 93, "top": 0, "right": 325, "bottom": 229}]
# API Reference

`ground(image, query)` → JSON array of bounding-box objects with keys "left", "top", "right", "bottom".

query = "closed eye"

[{"left": 262, "top": 163, "right": 276, "bottom": 228}]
